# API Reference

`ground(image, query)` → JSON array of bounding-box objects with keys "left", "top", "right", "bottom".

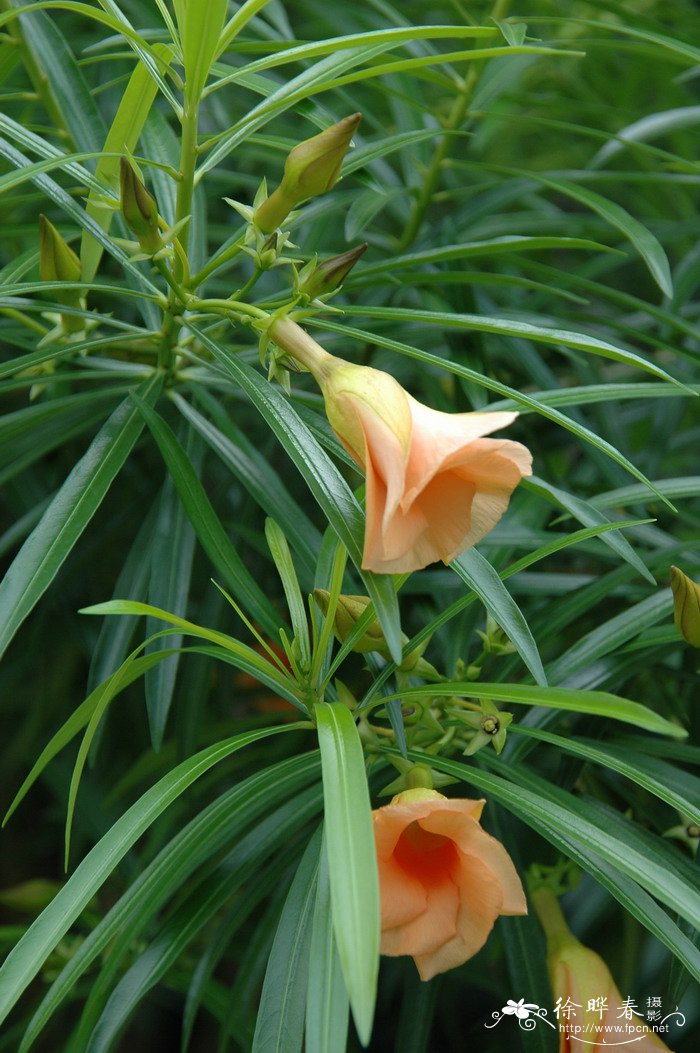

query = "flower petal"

[
  {"left": 377, "top": 855, "right": 427, "bottom": 930},
  {"left": 381, "top": 875, "right": 459, "bottom": 958},
  {"left": 421, "top": 810, "right": 527, "bottom": 915},
  {"left": 403, "top": 398, "right": 519, "bottom": 498}
]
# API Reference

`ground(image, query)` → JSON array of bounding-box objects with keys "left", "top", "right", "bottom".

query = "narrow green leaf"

[
  {"left": 175, "top": 0, "right": 228, "bottom": 103},
  {"left": 0, "top": 376, "right": 162, "bottom": 659},
  {"left": 483, "top": 167, "right": 674, "bottom": 297},
  {"left": 81, "top": 42, "right": 174, "bottom": 281},
  {"left": 305, "top": 830, "right": 350, "bottom": 1053},
  {"left": 378, "top": 682, "right": 685, "bottom": 739},
  {"left": 173, "top": 390, "right": 320, "bottom": 575},
  {"left": 145, "top": 429, "right": 199, "bottom": 750},
  {"left": 3, "top": 650, "right": 178, "bottom": 827},
  {"left": 546, "top": 591, "right": 672, "bottom": 685},
  {"left": 524, "top": 476, "right": 654, "bottom": 584},
  {"left": 451, "top": 550, "right": 546, "bottom": 686},
  {"left": 130, "top": 393, "right": 283, "bottom": 639},
  {"left": 252, "top": 828, "right": 322, "bottom": 1053},
  {"left": 265, "top": 519, "right": 310, "bottom": 668},
  {"left": 315, "top": 702, "right": 379, "bottom": 1046},
  {"left": 0, "top": 724, "right": 302, "bottom": 1028},
  {"left": 511, "top": 727, "right": 700, "bottom": 825},
  {"left": 339, "top": 306, "right": 684, "bottom": 389},
  {"left": 17, "top": 6, "right": 105, "bottom": 154},
  {"left": 80, "top": 600, "right": 299, "bottom": 704},
  {"left": 191, "top": 325, "right": 403, "bottom": 665}
]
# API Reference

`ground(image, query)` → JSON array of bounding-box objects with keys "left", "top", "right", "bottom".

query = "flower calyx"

[{"left": 459, "top": 698, "right": 513, "bottom": 756}]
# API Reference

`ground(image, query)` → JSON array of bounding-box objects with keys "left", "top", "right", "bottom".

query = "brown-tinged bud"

[
  {"left": 299, "top": 243, "right": 368, "bottom": 299},
  {"left": 39, "top": 215, "right": 84, "bottom": 332},
  {"left": 119, "top": 157, "right": 161, "bottom": 254},
  {"left": 254, "top": 113, "right": 361, "bottom": 233},
  {"left": 670, "top": 565, "right": 700, "bottom": 647}
]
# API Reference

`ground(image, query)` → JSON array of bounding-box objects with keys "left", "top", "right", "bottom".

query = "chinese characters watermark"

[{"left": 485, "top": 993, "right": 686, "bottom": 1046}]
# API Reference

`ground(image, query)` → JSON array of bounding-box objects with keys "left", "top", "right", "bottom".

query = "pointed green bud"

[
  {"left": 314, "top": 590, "right": 389, "bottom": 655},
  {"left": 39, "top": 215, "right": 81, "bottom": 286},
  {"left": 39, "top": 215, "right": 84, "bottom": 332},
  {"left": 254, "top": 113, "right": 361, "bottom": 233},
  {"left": 670, "top": 566, "right": 700, "bottom": 647},
  {"left": 299, "top": 243, "right": 368, "bottom": 299},
  {"left": 119, "top": 157, "right": 161, "bottom": 254},
  {"left": 313, "top": 588, "right": 434, "bottom": 673}
]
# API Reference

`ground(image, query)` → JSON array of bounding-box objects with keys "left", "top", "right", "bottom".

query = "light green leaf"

[
  {"left": 512, "top": 727, "right": 700, "bottom": 825},
  {"left": 451, "top": 550, "right": 546, "bottom": 686},
  {"left": 378, "top": 682, "right": 685, "bottom": 739},
  {"left": 81, "top": 43, "right": 174, "bottom": 281},
  {"left": 305, "top": 830, "right": 350, "bottom": 1053},
  {"left": 251, "top": 828, "right": 322, "bottom": 1053},
  {"left": 315, "top": 702, "right": 379, "bottom": 1046},
  {"left": 0, "top": 376, "right": 162, "bottom": 660},
  {"left": 131, "top": 393, "right": 283, "bottom": 640},
  {"left": 0, "top": 724, "right": 303, "bottom": 1028}
]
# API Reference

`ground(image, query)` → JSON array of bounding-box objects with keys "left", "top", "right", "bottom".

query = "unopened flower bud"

[
  {"left": 314, "top": 590, "right": 389, "bottom": 655},
  {"left": 670, "top": 566, "right": 700, "bottom": 647},
  {"left": 254, "top": 113, "right": 361, "bottom": 233},
  {"left": 39, "top": 215, "right": 84, "bottom": 332},
  {"left": 299, "top": 243, "right": 368, "bottom": 299},
  {"left": 120, "top": 157, "right": 161, "bottom": 254},
  {"left": 532, "top": 887, "right": 671, "bottom": 1050}
]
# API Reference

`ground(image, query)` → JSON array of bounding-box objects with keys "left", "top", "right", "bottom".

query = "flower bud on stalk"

[
  {"left": 119, "top": 157, "right": 161, "bottom": 254},
  {"left": 253, "top": 113, "right": 361, "bottom": 233},
  {"left": 313, "top": 589, "right": 434, "bottom": 673},
  {"left": 532, "top": 886, "right": 671, "bottom": 1052},
  {"left": 670, "top": 565, "right": 700, "bottom": 647},
  {"left": 39, "top": 215, "right": 84, "bottom": 333},
  {"left": 299, "top": 243, "right": 368, "bottom": 300}
]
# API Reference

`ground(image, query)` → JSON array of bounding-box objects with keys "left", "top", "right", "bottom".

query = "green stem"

[
  {"left": 396, "top": 68, "right": 479, "bottom": 253},
  {"left": 396, "top": 0, "right": 510, "bottom": 252},
  {"left": 175, "top": 103, "right": 199, "bottom": 261},
  {"left": 190, "top": 297, "right": 267, "bottom": 321},
  {"left": 0, "top": 0, "right": 69, "bottom": 139},
  {"left": 190, "top": 235, "right": 245, "bottom": 290},
  {"left": 233, "top": 266, "right": 263, "bottom": 300},
  {"left": 531, "top": 886, "right": 573, "bottom": 948}
]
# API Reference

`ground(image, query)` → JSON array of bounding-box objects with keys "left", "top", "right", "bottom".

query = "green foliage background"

[{"left": 0, "top": 0, "right": 698, "bottom": 1050}]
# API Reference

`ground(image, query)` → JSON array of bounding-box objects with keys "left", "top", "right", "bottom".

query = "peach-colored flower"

[
  {"left": 533, "top": 887, "right": 671, "bottom": 1052},
  {"left": 270, "top": 317, "right": 532, "bottom": 573},
  {"left": 372, "top": 788, "right": 527, "bottom": 980}
]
